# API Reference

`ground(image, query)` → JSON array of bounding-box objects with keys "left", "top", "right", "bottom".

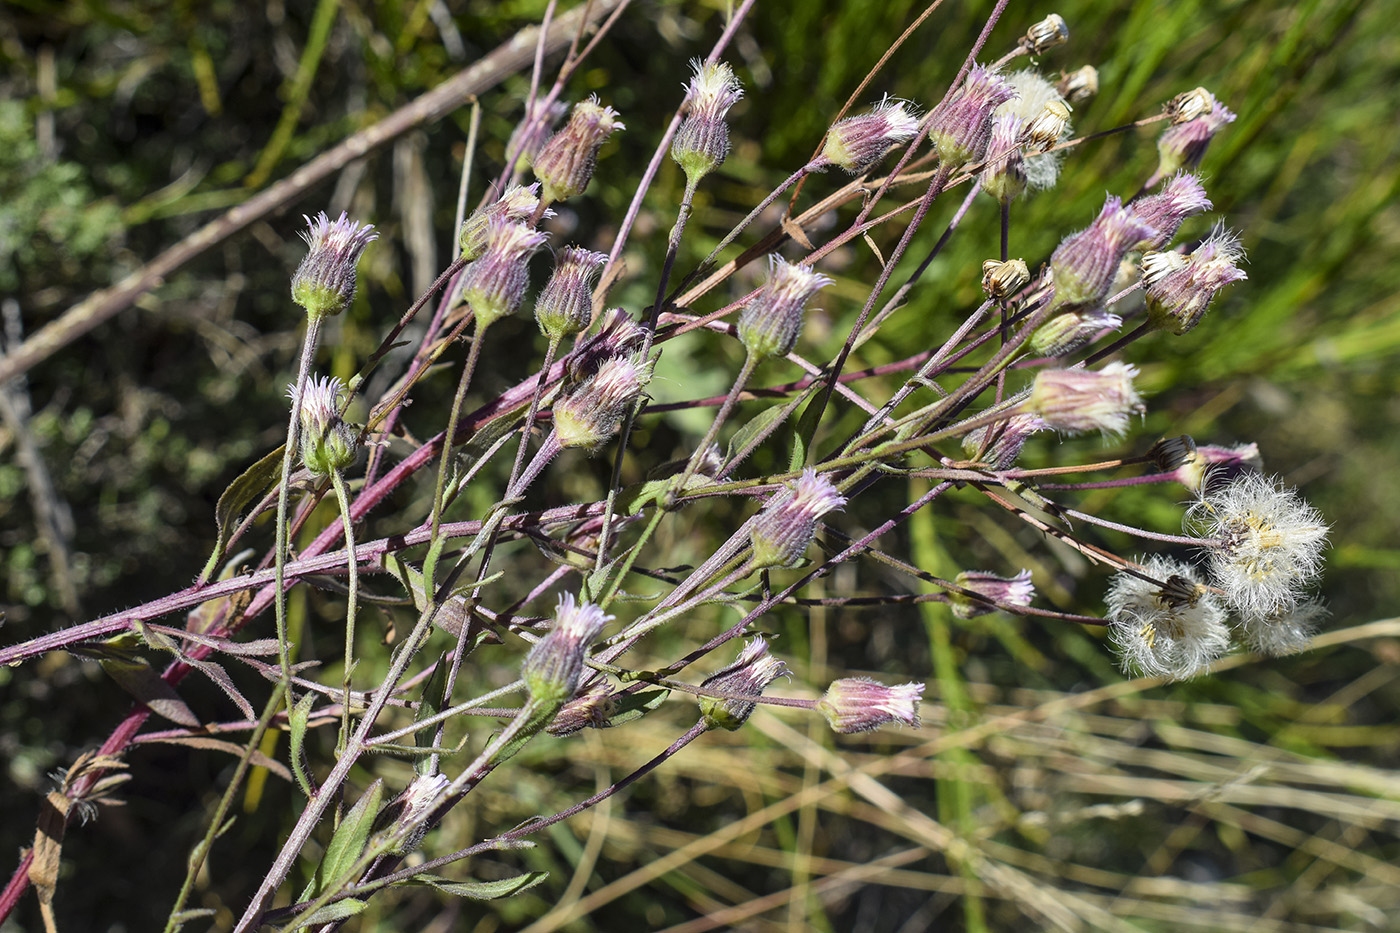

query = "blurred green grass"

[{"left": 1, "top": 0, "right": 1398, "bottom": 930}]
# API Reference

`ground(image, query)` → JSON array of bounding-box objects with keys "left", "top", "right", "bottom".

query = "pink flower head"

[
  {"left": 1143, "top": 225, "right": 1247, "bottom": 335},
  {"left": 749, "top": 469, "right": 847, "bottom": 570},
  {"left": 821, "top": 96, "right": 921, "bottom": 174},
  {"left": 291, "top": 211, "right": 378, "bottom": 318},
  {"left": 699, "top": 638, "right": 789, "bottom": 731},
  {"left": 950, "top": 569, "right": 1034, "bottom": 619},
  {"left": 736, "top": 255, "right": 834, "bottom": 361},
  {"left": 928, "top": 64, "right": 1016, "bottom": 169},
  {"left": 671, "top": 60, "right": 744, "bottom": 186},
  {"left": 533, "top": 96, "right": 625, "bottom": 203},
  {"left": 818, "top": 678, "right": 925, "bottom": 734},
  {"left": 1049, "top": 194, "right": 1158, "bottom": 309},
  {"left": 1130, "top": 172, "right": 1213, "bottom": 250}
]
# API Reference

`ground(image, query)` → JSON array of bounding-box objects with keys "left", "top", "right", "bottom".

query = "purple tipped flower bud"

[
  {"left": 1049, "top": 194, "right": 1158, "bottom": 309},
  {"left": 459, "top": 184, "right": 552, "bottom": 260},
  {"left": 459, "top": 216, "right": 549, "bottom": 328},
  {"left": 981, "top": 258, "right": 1031, "bottom": 300},
  {"left": 699, "top": 638, "right": 789, "bottom": 731},
  {"left": 821, "top": 96, "right": 921, "bottom": 174},
  {"left": 553, "top": 352, "right": 655, "bottom": 450},
  {"left": 1143, "top": 226, "right": 1246, "bottom": 335},
  {"left": 818, "top": 678, "right": 925, "bottom": 734},
  {"left": 962, "top": 412, "right": 1045, "bottom": 469},
  {"left": 1027, "top": 303, "right": 1122, "bottom": 357},
  {"left": 290, "top": 211, "right": 378, "bottom": 319},
  {"left": 1056, "top": 65, "right": 1099, "bottom": 104},
  {"left": 1151, "top": 435, "right": 1264, "bottom": 493},
  {"left": 536, "top": 247, "right": 608, "bottom": 340},
  {"left": 1025, "top": 362, "right": 1144, "bottom": 438},
  {"left": 1157, "top": 89, "right": 1236, "bottom": 177},
  {"left": 567, "top": 309, "right": 650, "bottom": 383},
  {"left": 1130, "top": 173, "right": 1212, "bottom": 250},
  {"left": 980, "top": 114, "right": 1028, "bottom": 204},
  {"left": 533, "top": 96, "right": 625, "bottom": 204},
  {"left": 506, "top": 98, "right": 569, "bottom": 171},
  {"left": 736, "top": 255, "right": 834, "bottom": 361},
  {"left": 287, "top": 375, "right": 357, "bottom": 475},
  {"left": 749, "top": 469, "right": 846, "bottom": 570},
  {"left": 950, "top": 569, "right": 1034, "bottom": 619},
  {"left": 671, "top": 60, "right": 744, "bottom": 188},
  {"left": 1022, "top": 14, "right": 1069, "bottom": 54},
  {"left": 928, "top": 64, "right": 1016, "bottom": 169},
  {"left": 546, "top": 684, "right": 618, "bottom": 736},
  {"left": 522, "top": 593, "right": 612, "bottom": 707}
]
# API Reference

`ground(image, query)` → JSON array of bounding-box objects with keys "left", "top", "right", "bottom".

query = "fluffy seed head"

[
  {"left": 521, "top": 594, "right": 612, "bottom": 707},
  {"left": 1237, "top": 600, "right": 1328, "bottom": 657},
  {"left": 533, "top": 96, "right": 625, "bottom": 203},
  {"left": 818, "top": 678, "right": 925, "bottom": 734},
  {"left": 553, "top": 353, "right": 655, "bottom": 450},
  {"left": 536, "top": 247, "right": 608, "bottom": 340},
  {"left": 291, "top": 211, "right": 378, "bottom": 319},
  {"left": 736, "top": 255, "right": 834, "bottom": 361},
  {"left": 671, "top": 60, "right": 744, "bottom": 187},
  {"left": 822, "top": 96, "right": 921, "bottom": 174},
  {"left": 699, "top": 638, "right": 789, "bottom": 731},
  {"left": 288, "top": 375, "right": 357, "bottom": 475},
  {"left": 749, "top": 469, "right": 846, "bottom": 570},
  {"left": 928, "top": 64, "right": 1016, "bottom": 169},
  {"left": 1106, "top": 556, "right": 1230, "bottom": 681},
  {"left": 1186, "top": 473, "right": 1329, "bottom": 618},
  {"left": 1025, "top": 362, "right": 1144, "bottom": 438},
  {"left": 950, "top": 570, "right": 1035, "bottom": 619},
  {"left": 1157, "top": 89, "right": 1236, "bottom": 177},
  {"left": 1144, "top": 225, "right": 1247, "bottom": 335}
]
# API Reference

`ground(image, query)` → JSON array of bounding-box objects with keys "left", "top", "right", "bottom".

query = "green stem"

[{"left": 330, "top": 467, "right": 359, "bottom": 753}]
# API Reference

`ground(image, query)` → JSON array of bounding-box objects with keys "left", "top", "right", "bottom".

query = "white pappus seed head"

[{"left": 1106, "top": 555, "right": 1230, "bottom": 681}]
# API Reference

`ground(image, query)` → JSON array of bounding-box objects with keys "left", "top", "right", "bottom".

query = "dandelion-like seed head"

[
  {"left": 1186, "top": 472, "right": 1329, "bottom": 618},
  {"left": 699, "top": 638, "right": 790, "bottom": 731},
  {"left": 291, "top": 211, "right": 378, "bottom": 319},
  {"left": 818, "top": 678, "right": 925, "bottom": 734},
  {"left": 1238, "top": 599, "right": 1328, "bottom": 657},
  {"left": 1106, "top": 556, "right": 1230, "bottom": 680}
]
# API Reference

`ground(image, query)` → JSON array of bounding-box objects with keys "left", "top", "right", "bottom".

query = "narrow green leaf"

[
  {"left": 727, "top": 402, "right": 795, "bottom": 466},
  {"left": 298, "top": 897, "right": 366, "bottom": 925},
  {"left": 199, "top": 445, "right": 285, "bottom": 584},
  {"left": 407, "top": 870, "right": 549, "bottom": 900},
  {"left": 607, "top": 688, "right": 671, "bottom": 728},
  {"left": 288, "top": 692, "right": 318, "bottom": 799},
  {"left": 311, "top": 779, "right": 383, "bottom": 898}
]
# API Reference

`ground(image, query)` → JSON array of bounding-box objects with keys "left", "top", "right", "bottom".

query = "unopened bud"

[
  {"left": 1027, "top": 304, "right": 1122, "bottom": 357},
  {"left": 821, "top": 96, "right": 921, "bottom": 174},
  {"left": 290, "top": 211, "right": 378, "bottom": 319},
  {"left": 928, "top": 64, "right": 1016, "bottom": 169},
  {"left": 671, "top": 60, "right": 744, "bottom": 188},
  {"left": 736, "top": 255, "right": 833, "bottom": 361},
  {"left": 1129, "top": 172, "right": 1212, "bottom": 250},
  {"left": 533, "top": 96, "right": 625, "bottom": 204},
  {"left": 749, "top": 469, "right": 846, "bottom": 570},
  {"left": 1024, "top": 362, "right": 1144, "bottom": 437},
  {"left": 1157, "top": 89, "right": 1235, "bottom": 177},
  {"left": 818, "top": 678, "right": 925, "bottom": 734},
  {"left": 962, "top": 412, "right": 1046, "bottom": 469},
  {"left": 1023, "top": 14, "right": 1069, "bottom": 54},
  {"left": 546, "top": 684, "right": 618, "bottom": 736},
  {"left": 288, "top": 375, "right": 357, "bottom": 475},
  {"left": 982, "top": 258, "right": 1030, "bottom": 300},
  {"left": 699, "top": 638, "right": 788, "bottom": 731},
  {"left": 1056, "top": 65, "right": 1099, "bottom": 104},
  {"left": 521, "top": 594, "right": 611, "bottom": 708},
  {"left": 1143, "top": 226, "right": 1246, "bottom": 335},
  {"left": 536, "top": 247, "right": 608, "bottom": 340},
  {"left": 1049, "top": 194, "right": 1157, "bottom": 309},
  {"left": 950, "top": 569, "right": 1034, "bottom": 618},
  {"left": 460, "top": 216, "right": 549, "bottom": 328},
  {"left": 553, "top": 353, "right": 655, "bottom": 450},
  {"left": 459, "top": 184, "right": 551, "bottom": 260}
]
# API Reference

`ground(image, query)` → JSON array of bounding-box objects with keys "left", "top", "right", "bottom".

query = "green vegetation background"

[{"left": 1, "top": 0, "right": 1398, "bottom": 930}]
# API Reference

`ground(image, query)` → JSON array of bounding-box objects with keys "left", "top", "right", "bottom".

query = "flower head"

[
  {"left": 928, "top": 65, "right": 1016, "bottom": 169},
  {"left": 821, "top": 96, "right": 921, "bottom": 174},
  {"left": 736, "top": 255, "right": 834, "bottom": 361},
  {"left": 1049, "top": 194, "right": 1158, "bottom": 309},
  {"left": 962, "top": 411, "right": 1045, "bottom": 469},
  {"left": 699, "top": 638, "right": 789, "bottom": 731},
  {"left": 1156, "top": 88, "right": 1236, "bottom": 177},
  {"left": 459, "top": 183, "right": 552, "bottom": 260},
  {"left": 950, "top": 569, "right": 1035, "bottom": 619},
  {"left": 749, "top": 469, "right": 847, "bottom": 570},
  {"left": 1021, "top": 14, "right": 1069, "bottom": 54},
  {"left": 1130, "top": 172, "right": 1212, "bottom": 250},
  {"left": 1143, "top": 225, "right": 1247, "bottom": 335},
  {"left": 1027, "top": 303, "right": 1123, "bottom": 358},
  {"left": 1186, "top": 473, "right": 1329, "bottom": 617},
  {"left": 459, "top": 215, "right": 549, "bottom": 328},
  {"left": 290, "top": 211, "right": 378, "bottom": 319},
  {"left": 1025, "top": 362, "right": 1144, "bottom": 438},
  {"left": 818, "top": 678, "right": 925, "bottom": 734},
  {"left": 521, "top": 593, "right": 612, "bottom": 707},
  {"left": 1106, "top": 556, "right": 1230, "bottom": 681},
  {"left": 1149, "top": 435, "right": 1263, "bottom": 493},
  {"left": 287, "top": 375, "right": 357, "bottom": 475},
  {"left": 980, "top": 114, "right": 1028, "bottom": 204},
  {"left": 533, "top": 96, "right": 625, "bottom": 203},
  {"left": 553, "top": 352, "right": 655, "bottom": 450},
  {"left": 981, "top": 258, "right": 1030, "bottom": 301},
  {"left": 1237, "top": 599, "right": 1327, "bottom": 657},
  {"left": 671, "top": 60, "right": 744, "bottom": 188},
  {"left": 536, "top": 246, "right": 608, "bottom": 340}
]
